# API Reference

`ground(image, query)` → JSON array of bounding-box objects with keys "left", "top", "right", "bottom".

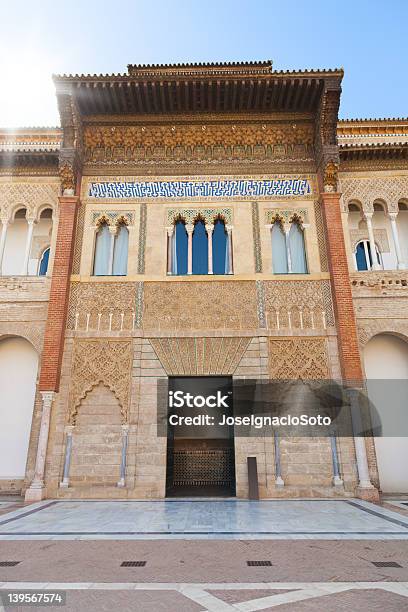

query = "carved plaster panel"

[
  {"left": 84, "top": 122, "right": 314, "bottom": 167},
  {"left": 143, "top": 281, "right": 258, "bottom": 330},
  {"left": 340, "top": 175, "right": 408, "bottom": 213},
  {"left": 149, "top": 336, "right": 251, "bottom": 375},
  {"left": 263, "top": 280, "right": 335, "bottom": 328},
  {"left": 269, "top": 337, "right": 329, "bottom": 379},
  {"left": 0, "top": 182, "right": 59, "bottom": 221},
  {"left": 69, "top": 339, "right": 133, "bottom": 424},
  {"left": 67, "top": 282, "right": 139, "bottom": 331}
]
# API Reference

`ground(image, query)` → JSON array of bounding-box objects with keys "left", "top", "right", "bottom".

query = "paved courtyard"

[
  {"left": 0, "top": 499, "right": 408, "bottom": 610},
  {"left": 0, "top": 499, "right": 408, "bottom": 540}
]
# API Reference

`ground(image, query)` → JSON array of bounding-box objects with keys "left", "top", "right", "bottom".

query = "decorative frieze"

[
  {"left": 88, "top": 178, "right": 313, "bottom": 200},
  {"left": 84, "top": 122, "right": 314, "bottom": 166}
]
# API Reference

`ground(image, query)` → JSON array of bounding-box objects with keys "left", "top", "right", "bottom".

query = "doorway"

[{"left": 166, "top": 376, "right": 236, "bottom": 497}]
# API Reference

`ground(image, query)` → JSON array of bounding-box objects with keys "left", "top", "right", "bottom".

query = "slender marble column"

[
  {"left": 364, "top": 213, "right": 381, "bottom": 270},
  {"left": 226, "top": 225, "right": 233, "bottom": 274},
  {"left": 274, "top": 431, "right": 284, "bottom": 486},
  {"left": 21, "top": 219, "right": 35, "bottom": 275},
  {"left": 330, "top": 434, "right": 343, "bottom": 486},
  {"left": 166, "top": 226, "right": 174, "bottom": 274},
  {"left": 186, "top": 223, "right": 194, "bottom": 275},
  {"left": 60, "top": 426, "right": 74, "bottom": 488},
  {"left": 0, "top": 220, "right": 9, "bottom": 274},
  {"left": 117, "top": 425, "right": 130, "bottom": 487},
  {"left": 349, "top": 389, "right": 375, "bottom": 490},
  {"left": 388, "top": 212, "right": 406, "bottom": 270},
  {"left": 283, "top": 223, "right": 292, "bottom": 273},
  {"left": 25, "top": 391, "right": 55, "bottom": 502},
  {"left": 206, "top": 224, "right": 214, "bottom": 274},
  {"left": 108, "top": 226, "right": 117, "bottom": 275}
]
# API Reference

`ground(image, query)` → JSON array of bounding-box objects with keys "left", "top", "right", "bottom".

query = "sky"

[{"left": 1, "top": 0, "right": 407, "bottom": 127}]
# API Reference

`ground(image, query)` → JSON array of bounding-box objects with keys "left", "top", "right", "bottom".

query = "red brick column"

[
  {"left": 320, "top": 192, "right": 363, "bottom": 383},
  {"left": 321, "top": 191, "right": 378, "bottom": 501},
  {"left": 25, "top": 195, "right": 79, "bottom": 502},
  {"left": 39, "top": 195, "right": 79, "bottom": 392}
]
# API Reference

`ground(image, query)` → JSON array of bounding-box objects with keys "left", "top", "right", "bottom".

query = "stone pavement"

[
  {"left": 0, "top": 498, "right": 408, "bottom": 540},
  {"left": 0, "top": 499, "right": 408, "bottom": 610}
]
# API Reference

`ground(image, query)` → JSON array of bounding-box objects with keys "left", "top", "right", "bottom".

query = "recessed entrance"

[{"left": 166, "top": 376, "right": 236, "bottom": 497}]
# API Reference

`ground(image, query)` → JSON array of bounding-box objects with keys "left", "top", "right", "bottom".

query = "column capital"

[
  {"left": 205, "top": 223, "right": 214, "bottom": 234},
  {"left": 166, "top": 225, "right": 174, "bottom": 236},
  {"left": 185, "top": 223, "right": 194, "bottom": 234},
  {"left": 40, "top": 390, "right": 56, "bottom": 408},
  {"left": 362, "top": 212, "right": 373, "bottom": 221},
  {"left": 388, "top": 211, "right": 398, "bottom": 221},
  {"left": 108, "top": 225, "right": 118, "bottom": 235}
]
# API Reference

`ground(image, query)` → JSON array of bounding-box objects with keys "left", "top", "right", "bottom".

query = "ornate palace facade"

[{"left": 0, "top": 61, "right": 407, "bottom": 501}]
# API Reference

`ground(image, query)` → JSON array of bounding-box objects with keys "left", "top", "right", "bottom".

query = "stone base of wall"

[{"left": 0, "top": 479, "right": 24, "bottom": 495}]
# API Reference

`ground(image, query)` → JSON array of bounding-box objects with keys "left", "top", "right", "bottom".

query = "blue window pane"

[
  {"left": 212, "top": 220, "right": 227, "bottom": 275},
  {"left": 175, "top": 221, "right": 188, "bottom": 275},
  {"left": 192, "top": 220, "right": 208, "bottom": 274},
  {"left": 38, "top": 248, "right": 50, "bottom": 276},
  {"left": 356, "top": 242, "right": 368, "bottom": 270}
]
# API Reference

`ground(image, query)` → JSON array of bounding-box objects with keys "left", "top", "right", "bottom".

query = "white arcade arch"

[
  {"left": 0, "top": 337, "right": 38, "bottom": 480},
  {"left": 363, "top": 333, "right": 408, "bottom": 493}
]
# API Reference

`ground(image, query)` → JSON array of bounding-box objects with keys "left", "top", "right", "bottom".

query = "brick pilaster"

[
  {"left": 320, "top": 192, "right": 363, "bottom": 383},
  {"left": 39, "top": 196, "right": 79, "bottom": 392}
]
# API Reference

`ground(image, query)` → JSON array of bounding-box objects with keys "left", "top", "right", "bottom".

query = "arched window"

[
  {"left": 271, "top": 221, "right": 288, "bottom": 273},
  {"left": 93, "top": 222, "right": 111, "bottom": 276},
  {"left": 289, "top": 222, "right": 308, "bottom": 273},
  {"left": 112, "top": 223, "right": 129, "bottom": 276},
  {"left": 212, "top": 219, "right": 228, "bottom": 275},
  {"left": 174, "top": 220, "right": 188, "bottom": 275},
  {"left": 192, "top": 219, "right": 208, "bottom": 275},
  {"left": 38, "top": 247, "right": 50, "bottom": 276},
  {"left": 355, "top": 240, "right": 382, "bottom": 271}
]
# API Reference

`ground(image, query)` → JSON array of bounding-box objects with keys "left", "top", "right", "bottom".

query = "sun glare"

[{"left": 0, "top": 50, "right": 60, "bottom": 127}]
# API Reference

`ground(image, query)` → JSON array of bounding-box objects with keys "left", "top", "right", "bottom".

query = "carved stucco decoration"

[
  {"left": 263, "top": 280, "right": 335, "bottom": 327},
  {"left": 143, "top": 281, "right": 258, "bottom": 330},
  {"left": 340, "top": 176, "right": 408, "bottom": 213},
  {"left": 265, "top": 208, "right": 309, "bottom": 225},
  {"left": 0, "top": 182, "right": 59, "bottom": 221},
  {"left": 357, "top": 322, "right": 408, "bottom": 348},
  {"left": 83, "top": 122, "right": 314, "bottom": 166},
  {"left": 91, "top": 211, "right": 134, "bottom": 226},
  {"left": 0, "top": 321, "right": 45, "bottom": 354},
  {"left": 58, "top": 160, "right": 76, "bottom": 194},
  {"left": 323, "top": 161, "right": 338, "bottom": 193},
  {"left": 166, "top": 207, "right": 232, "bottom": 225},
  {"left": 69, "top": 339, "right": 133, "bottom": 425},
  {"left": 269, "top": 337, "right": 329, "bottom": 379},
  {"left": 149, "top": 336, "right": 251, "bottom": 376},
  {"left": 67, "top": 281, "right": 139, "bottom": 330},
  {"left": 349, "top": 229, "right": 390, "bottom": 252}
]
